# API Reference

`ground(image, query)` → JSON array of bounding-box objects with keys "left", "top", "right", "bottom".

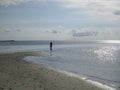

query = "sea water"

[{"left": 0, "top": 40, "right": 120, "bottom": 90}]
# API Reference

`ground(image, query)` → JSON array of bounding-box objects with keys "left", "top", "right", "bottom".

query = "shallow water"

[
  {"left": 0, "top": 41, "right": 120, "bottom": 89},
  {"left": 25, "top": 44, "right": 120, "bottom": 90}
]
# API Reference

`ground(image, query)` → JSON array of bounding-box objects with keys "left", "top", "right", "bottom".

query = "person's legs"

[{"left": 50, "top": 46, "right": 52, "bottom": 51}]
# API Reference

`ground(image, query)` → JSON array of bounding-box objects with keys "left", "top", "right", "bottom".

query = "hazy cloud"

[
  {"left": 114, "top": 10, "right": 120, "bottom": 15},
  {"left": 3, "top": 29, "right": 22, "bottom": 33},
  {"left": 52, "top": 30, "right": 60, "bottom": 34},
  {"left": 72, "top": 28, "right": 98, "bottom": 37},
  {"left": 71, "top": 27, "right": 120, "bottom": 39},
  {"left": 0, "top": 0, "right": 120, "bottom": 20},
  {"left": 73, "top": 31, "right": 92, "bottom": 37},
  {"left": 4, "top": 30, "right": 10, "bottom": 32},
  {"left": 0, "top": 0, "right": 45, "bottom": 7},
  {"left": 0, "top": 0, "right": 30, "bottom": 6},
  {"left": 46, "top": 29, "right": 61, "bottom": 34},
  {"left": 16, "top": 29, "right": 21, "bottom": 32},
  {"left": 56, "top": 0, "right": 120, "bottom": 20}
]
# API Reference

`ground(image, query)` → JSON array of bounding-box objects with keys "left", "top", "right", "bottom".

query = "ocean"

[{"left": 0, "top": 40, "right": 120, "bottom": 90}]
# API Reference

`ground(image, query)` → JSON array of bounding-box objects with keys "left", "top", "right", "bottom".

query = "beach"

[{"left": 0, "top": 52, "right": 105, "bottom": 90}]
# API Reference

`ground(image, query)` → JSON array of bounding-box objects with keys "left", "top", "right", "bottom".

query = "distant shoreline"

[{"left": 0, "top": 40, "right": 15, "bottom": 42}]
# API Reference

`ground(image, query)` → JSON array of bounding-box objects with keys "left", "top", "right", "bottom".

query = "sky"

[{"left": 0, "top": 0, "right": 120, "bottom": 41}]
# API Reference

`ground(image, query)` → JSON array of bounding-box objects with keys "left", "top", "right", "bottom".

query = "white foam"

[{"left": 85, "top": 79, "right": 116, "bottom": 90}]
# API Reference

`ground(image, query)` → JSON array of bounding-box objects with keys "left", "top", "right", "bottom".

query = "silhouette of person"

[{"left": 50, "top": 41, "right": 53, "bottom": 51}]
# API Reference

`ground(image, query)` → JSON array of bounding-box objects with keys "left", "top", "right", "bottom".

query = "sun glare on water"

[
  {"left": 94, "top": 46, "right": 119, "bottom": 62},
  {"left": 98, "top": 40, "right": 120, "bottom": 44}
]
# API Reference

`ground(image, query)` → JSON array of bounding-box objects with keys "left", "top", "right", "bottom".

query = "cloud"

[
  {"left": 46, "top": 29, "right": 61, "bottom": 34},
  {"left": 4, "top": 30, "right": 10, "bottom": 32},
  {"left": 0, "top": 0, "right": 120, "bottom": 20},
  {"left": 69, "top": 27, "right": 120, "bottom": 40},
  {"left": 72, "top": 28, "right": 98, "bottom": 37},
  {"left": 114, "top": 10, "right": 120, "bottom": 15},
  {"left": 56, "top": 0, "right": 120, "bottom": 20},
  {"left": 0, "top": 0, "right": 45, "bottom": 7},
  {"left": 51, "top": 30, "right": 60, "bottom": 34},
  {"left": 73, "top": 31, "right": 92, "bottom": 37},
  {"left": 16, "top": 29, "right": 21, "bottom": 32},
  {"left": 0, "top": 0, "right": 30, "bottom": 6}
]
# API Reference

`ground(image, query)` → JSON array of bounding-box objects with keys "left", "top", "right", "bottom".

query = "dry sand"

[{"left": 0, "top": 52, "right": 104, "bottom": 90}]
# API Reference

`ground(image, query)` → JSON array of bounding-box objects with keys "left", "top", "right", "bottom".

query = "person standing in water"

[{"left": 50, "top": 41, "right": 53, "bottom": 51}]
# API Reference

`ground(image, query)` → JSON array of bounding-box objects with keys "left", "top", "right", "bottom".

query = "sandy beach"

[{"left": 0, "top": 52, "right": 105, "bottom": 90}]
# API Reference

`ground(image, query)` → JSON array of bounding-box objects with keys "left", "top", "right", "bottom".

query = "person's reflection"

[{"left": 50, "top": 50, "right": 53, "bottom": 56}]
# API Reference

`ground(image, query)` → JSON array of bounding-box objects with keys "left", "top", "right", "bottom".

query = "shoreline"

[
  {"left": 49, "top": 68, "right": 116, "bottom": 90},
  {"left": 0, "top": 52, "right": 116, "bottom": 90}
]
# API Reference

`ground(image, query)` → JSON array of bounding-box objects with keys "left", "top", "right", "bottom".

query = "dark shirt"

[{"left": 50, "top": 42, "right": 52, "bottom": 47}]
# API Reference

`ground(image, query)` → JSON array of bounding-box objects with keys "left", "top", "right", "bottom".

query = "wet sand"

[{"left": 0, "top": 52, "right": 104, "bottom": 90}]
